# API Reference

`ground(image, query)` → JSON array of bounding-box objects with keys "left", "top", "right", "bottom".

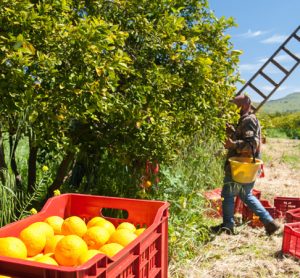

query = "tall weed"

[{"left": 150, "top": 135, "right": 224, "bottom": 264}]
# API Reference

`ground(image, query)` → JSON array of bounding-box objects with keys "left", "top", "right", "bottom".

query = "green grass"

[
  {"left": 280, "top": 153, "right": 300, "bottom": 168},
  {"left": 265, "top": 128, "right": 289, "bottom": 139}
]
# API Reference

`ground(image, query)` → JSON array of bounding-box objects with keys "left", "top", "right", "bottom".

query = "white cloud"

[
  {"left": 238, "top": 29, "right": 268, "bottom": 38},
  {"left": 261, "top": 34, "right": 287, "bottom": 44},
  {"left": 238, "top": 29, "right": 267, "bottom": 38}
]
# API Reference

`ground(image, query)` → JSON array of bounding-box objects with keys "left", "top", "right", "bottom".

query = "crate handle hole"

[{"left": 101, "top": 208, "right": 129, "bottom": 219}]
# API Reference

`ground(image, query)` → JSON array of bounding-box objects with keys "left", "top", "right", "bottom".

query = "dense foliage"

[
  {"left": 259, "top": 112, "right": 300, "bottom": 139},
  {"left": 0, "top": 0, "right": 239, "bottom": 201}
]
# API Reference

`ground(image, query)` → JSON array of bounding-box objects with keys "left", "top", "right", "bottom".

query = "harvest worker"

[{"left": 211, "top": 94, "right": 280, "bottom": 235}]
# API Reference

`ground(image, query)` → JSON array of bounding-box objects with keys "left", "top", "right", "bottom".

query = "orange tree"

[{"left": 0, "top": 0, "right": 240, "bottom": 200}]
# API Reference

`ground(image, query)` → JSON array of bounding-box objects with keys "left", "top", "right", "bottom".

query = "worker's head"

[{"left": 231, "top": 94, "right": 251, "bottom": 115}]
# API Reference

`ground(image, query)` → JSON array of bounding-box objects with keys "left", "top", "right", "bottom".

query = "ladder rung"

[
  {"left": 293, "top": 34, "right": 300, "bottom": 42},
  {"left": 270, "top": 59, "right": 289, "bottom": 74},
  {"left": 259, "top": 71, "right": 278, "bottom": 86},
  {"left": 282, "top": 46, "right": 300, "bottom": 62},
  {"left": 249, "top": 83, "right": 267, "bottom": 99}
]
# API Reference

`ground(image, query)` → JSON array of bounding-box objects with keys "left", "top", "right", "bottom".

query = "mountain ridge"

[{"left": 256, "top": 92, "right": 300, "bottom": 114}]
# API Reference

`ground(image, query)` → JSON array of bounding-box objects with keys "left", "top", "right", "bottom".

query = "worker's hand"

[
  {"left": 226, "top": 123, "right": 235, "bottom": 136},
  {"left": 224, "top": 138, "right": 235, "bottom": 149}
]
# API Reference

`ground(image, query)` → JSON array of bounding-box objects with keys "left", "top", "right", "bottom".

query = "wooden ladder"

[{"left": 236, "top": 25, "right": 300, "bottom": 112}]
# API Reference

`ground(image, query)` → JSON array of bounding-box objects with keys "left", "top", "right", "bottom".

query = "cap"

[{"left": 231, "top": 94, "right": 251, "bottom": 107}]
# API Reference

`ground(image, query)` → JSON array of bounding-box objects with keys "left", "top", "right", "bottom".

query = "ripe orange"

[
  {"left": 26, "top": 253, "right": 44, "bottom": 261},
  {"left": 44, "top": 235, "right": 64, "bottom": 254},
  {"left": 99, "top": 243, "right": 124, "bottom": 257},
  {"left": 0, "top": 237, "right": 27, "bottom": 259},
  {"left": 54, "top": 235, "right": 88, "bottom": 266},
  {"left": 108, "top": 229, "right": 137, "bottom": 247},
  {"left": 135, "top": 228, "right": 146, "bottom": 236},
  {"left": 61, "top": 216, "right": 87, "bottom": 237},
  {"left": 83, "top": 226, "right": 110, "bottom": 250},
  {"left": 77, "top": 249, "right": 101, "bottom": 265},
  {"left": 91, "top": 219, "right": 116, "bottom": 235},
  {"left": 86, "top": 216, "right": 107, "bottom": 228},
  {"left": 116, "top": 222, "right": 136, "bottom": 233},
  {"left": 19, "top": 227, "right": 47, "bottom": 257},
  {"left": 35, "top": 255, "right": 58, "bottom": 266},
  {"left": 44, "top": 216, "right": 64, "bottom": 235},
  {"left": 27, "top": 222, "right": 54, "bottom": 238}
]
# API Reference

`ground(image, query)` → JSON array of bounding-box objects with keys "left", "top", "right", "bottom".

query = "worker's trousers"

[{"left": 221, "top": 175, "right": 273, "bottom": 229}]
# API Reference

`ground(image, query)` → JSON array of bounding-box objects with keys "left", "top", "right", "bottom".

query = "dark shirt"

[{"left": 225, "top": 113, "right": 261, "bottom": 175}]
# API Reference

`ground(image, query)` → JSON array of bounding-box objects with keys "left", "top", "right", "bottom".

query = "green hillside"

[{"left": 258, "top": 92, "right": 300, "bottom": 114}]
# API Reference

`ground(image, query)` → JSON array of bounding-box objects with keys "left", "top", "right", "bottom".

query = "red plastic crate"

[
  {"left": 204, "top": 188, "right": 261, "bottom": 217},
  {"left": 274, "top": 197, "right": 300, "bottom": 216},
  {"left": 204, "top": 188, "right": 223, "bottom": 217},
  {"left": 282, "top": 222, "right": 300, "bottom": 259},
  {"left": 242, "top": 199, "right": 281, "bottom": 227},
  {"left": 286, "top": 208, "right": 300, "bottom": 223},
  {"left": 0, "top": 193, "right": 169, "bottom": 278}
]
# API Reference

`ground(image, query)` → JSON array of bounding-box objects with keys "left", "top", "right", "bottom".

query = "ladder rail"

[
  {"left": 236, "top": 25, "right": 300, "bottom": 113},
  {"left": 237, "top": 25, "right": 300, "bottom": 97},
  {"left": 254, "top": 59, "right": 300, "bottom": 112}
]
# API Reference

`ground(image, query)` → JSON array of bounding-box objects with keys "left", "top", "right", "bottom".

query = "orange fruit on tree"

[
  {"left": 99, "top": 243, "right": 124, "bottom": 257},
  {"left": 35, "top": 255, "right": 58, "bottom": 266},
  {"left": 44, "top": 216, "right": 64, "bottom": 235},
  {"left": 0, "top": 237, "right": 27, "bottom": 259},
  {"left": 54, "top": 235, "right": 88, "bottom": 266},
  {"left": 116, "top": 222, "right": 136, "bottom": 233},
  {"left": 77, "top": 249, "right": 101, "bottom": 265},
  {"left": 19, "top": 226, "right": 47, "bottom": 257},
  {"left": 86, "top": 216, "right": 107, "bottom": 228},
  {"left": 44, "top": 235, "right": 64, "bottom": 254},
  {"left": 61, "top": 216, "right": 87, "bottom": 237},
  {"left": 135, "top": 228, "right": 146, "bottom": 236},
  {"left": 83, "top": 226, "right": 110, "bottom": 250},
  {"left": 108, "top": 229, "right": 137, "bottom": 247}
]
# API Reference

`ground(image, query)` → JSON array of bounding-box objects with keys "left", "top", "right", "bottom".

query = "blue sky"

[{"left": 209, "top": 0, "right": 300, "bottom": 101}]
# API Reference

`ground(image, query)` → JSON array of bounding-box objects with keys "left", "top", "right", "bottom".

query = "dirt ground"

[{"left": 182, "top": 138, "right": 300, "bottom": 278}]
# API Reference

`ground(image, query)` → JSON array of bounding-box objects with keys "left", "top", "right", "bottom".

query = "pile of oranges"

[{"left": 0, "top": 215, "right": 146, "bottom": 269}]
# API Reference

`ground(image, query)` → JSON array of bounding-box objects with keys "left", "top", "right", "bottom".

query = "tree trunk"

[
  {"left": 0, "top": 127, "right": 7, "bottom": 183},
  {"left": 9, "top": 132, "right": 22, "bottom": 187},
  {"left": 28, "top": 134, "right": 38, "bottom": 193},
  {"left": 46, "top": 151, "right": 75, "bottom": 198}
]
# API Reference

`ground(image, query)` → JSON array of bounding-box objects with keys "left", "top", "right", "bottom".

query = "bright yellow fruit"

[
  {"left": 108, "top": 229, "right": 137, "bottom": 247},
  {"left": 116, "top": 222, "right": 136, "bottom": 233},
  {"left": 135, "top": 228, "right": 146, "bottom": 236},
  {"left": 86, "top": 216, "right": 107, "bottom": 228},
  {"left": 61, "top": 216, "right": 87, "bottom": 237},
  {"left": 54, "top": 235, "right": 88, "bottom": 266},
  {"left": 44, "top": 235, "right": 64, "bottom": 254},
  {"left": 99, "top": 243, "right": 124, "bottom": 257},
  {"left": 44, "top": 216, "right": 64, "bottom": 235},
  {"left": 92, "top": 219, "right": 116, "bottom": 235},
  {"left": 26, "top": 253, "right": 44, "bottom": 261},
  {"left": 27, "top": 222, "right": 55, "bottom": 240},
  {"left": 19, "top": 227, "right": 47, "bottom": 257},
  {"left": 83, "top": 226, "right": 110, "bottom": 250},
  {"left": 0, "top": 237, "right": 27, "bottom": 259},
  {"left": 0, "top": 275, "right": 12, "bottom": 278},
  {"left": 35, "top": 255, "right": 58, "bottom": 266},
  {"left": 77, "top": 249, "right": 101, "bottom": 265}
]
